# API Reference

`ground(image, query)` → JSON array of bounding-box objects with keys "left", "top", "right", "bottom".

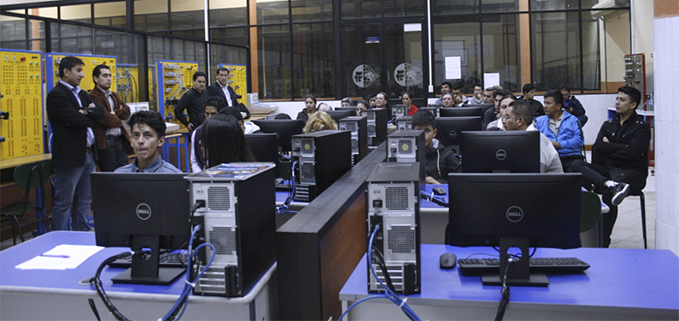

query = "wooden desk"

[{"left": 0, "top": 154, "right": 51, "bottom": 170}]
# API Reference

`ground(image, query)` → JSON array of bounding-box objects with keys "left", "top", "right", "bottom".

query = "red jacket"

[{"left": 89, "top": 87, "right": 131, "bottom": 150}]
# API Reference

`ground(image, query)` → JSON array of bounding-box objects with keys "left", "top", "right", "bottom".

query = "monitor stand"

[
  {"left": 481, "top": 237, "right": 549, "bottom": 287},
  {"left": 111, "top": 236, "right": 186, "bottom": 286}
]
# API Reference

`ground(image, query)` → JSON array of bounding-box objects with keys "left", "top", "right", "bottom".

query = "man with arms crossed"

[
  {"left": 89, "top": 64, "right": 131, "bottom": 172},
  {"left": 47, "top": 56, "right": 105, "bottom": 230},
  {"left": 570, "top": 86, "right": 650, "bottom": 247}
]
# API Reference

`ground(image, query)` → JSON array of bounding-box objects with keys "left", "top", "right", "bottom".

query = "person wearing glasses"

[{"left": 502, "top": 100, "right": 563, "bottom": 173}]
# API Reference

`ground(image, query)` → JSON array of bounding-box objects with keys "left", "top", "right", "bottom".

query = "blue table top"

[
  {"left": 0, "top": 231, "right": 273, "bottom": 301},
  {"left": 340, "top": 244, "right": 679, "bottom": 312}
]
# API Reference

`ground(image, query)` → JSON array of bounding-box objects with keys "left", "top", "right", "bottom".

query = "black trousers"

[
  {"left": 98, "top": 135, "right": 129, "bottom": 172},
  {"left": 569, "top": 159, "right": 647, "bottom": 247}
]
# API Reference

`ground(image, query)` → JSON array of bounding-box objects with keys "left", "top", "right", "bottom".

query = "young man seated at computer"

[
  {"left": 535, "top": 89, "right": 584, "bottom": 171},
  {"left": 115, "top": 110, "right": 181, "bottom": 173},
  {"left": 411, "top": 110, "right": 461, "bottom": 184},
  {"left": 502, "top": 100, "right": 563, "bottom": 173}
]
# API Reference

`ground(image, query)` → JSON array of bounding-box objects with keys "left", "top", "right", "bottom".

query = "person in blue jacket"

[{"left": 535, "top": 89, "right": 584, "bottom": 171}]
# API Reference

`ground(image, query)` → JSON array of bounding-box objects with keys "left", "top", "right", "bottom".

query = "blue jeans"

[{"left": 52, "top": 152, "right": 95, "bottom": 231}]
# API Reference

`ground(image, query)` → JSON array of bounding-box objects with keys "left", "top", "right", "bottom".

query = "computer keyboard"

[
  {"left": 457, "top": 257, "right": 590, "bottom": 275},
  {"left": 108, "top": 252, "right": 189, "bottom": 268}
]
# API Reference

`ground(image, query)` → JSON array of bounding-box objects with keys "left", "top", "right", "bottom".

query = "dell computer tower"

[
  {"left": 364, "top": 108, "right": 388, "bottom": 147},
  {"left": 186, "top": 163, "right": 276, "bottom": 297},
  {"left": 339, "top": 116, "right": 369, "bottom": 166},
  {"left": 391, "top": 104, "right": 406, "bottom": 119},
  {"left": 292, "top": 130, "right": 352, "bottom": 202},
  {"left": 366, "top": 162, "right": 421, "bottom": 294},
  {"left": 396, "top": 116, "right": 412, "bottom": 131},
  {"left": 386, "top": 130, "right": 426, "bottom": 180}
]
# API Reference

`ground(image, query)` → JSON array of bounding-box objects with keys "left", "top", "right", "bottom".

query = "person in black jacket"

[
  {"left": 174, "top": 71, "right": 208, "bottom": 132},
  {"left": 206, "top": 67, "right": 250, "bottom": 119},
  {"left": 47, "top": 56, "right": 105, "bottom": 231},
  {"left": 570, "top": 86, "right": 650, "bottom": 247},
  {"left": 412, "top": 110, "right": 461, "bottom": 184},
  {"left": 560, "top": 84, "right": 588, "bottom": 126}
]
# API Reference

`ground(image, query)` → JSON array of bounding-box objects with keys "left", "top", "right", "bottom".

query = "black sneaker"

[{"left": 610, "top": 182, "right": 630, "bottom": 206}]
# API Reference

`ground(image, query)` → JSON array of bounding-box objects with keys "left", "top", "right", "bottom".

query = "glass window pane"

[
  {"left": 210, "top": 0, "right": 247, "bottom": 27},
  {"left": 291, "top": 0, "right": 333, "bottom": 22},
  {"left": 481, "top": 0, "right": 519, "bottom": 13},
  {"left": 36, "top": 7, "right": 58, "bottom": 19},
  {"left": 170, "top": 0, "right": 205, "bottom": 31},
  {"left": 258, "top": 25, "right": 291, "bottom": 99},
  {"left": 210, "top": 27, "right": 249, "bottom": 47},
  {"left": 135, "top": 0, "right": 168, "bottom": 32},
  {"left": 433, "top": 0, "right": 479, "bottom": 15},
  {"left": 383, "top": 0, "right": 426, "bottom": 17},
  {"left": 60, "top": 4, "right": 91, "bottom": 23},
  {"left": 482, "top": 14, "right": 521, "bottom": 92},
  {"left": 344, "top": 24, "right": 382, "bottom": 99},
  {"left": 94, "top": 2, "right": 126, "bottom": 28},
  {"left": 292, "top": 23, "right": 335, "bottom": 98},
  {"left": 385, "top": 23, "right": 425, "bottom": 101},
  {"left": 581, "top": 11, "right": 601, "bottom": 91},
  {"left": 530, "top": 0, "right": 578, "bottom": 11},
  {"left": 0, "top": 15, "right": 26, "bottom": 50},
  {"left": 596, "top": 10, "right": 630, "bottom": 93},
  {"left": 52, "top": 23, "right": 93, "bottom": 53},
  {"left": 581, "top": 0, "right": 630, "bottom": 10},
  {"left": 341, "top": 0, "right": 381, "bottom": 20},
  {"left": 256, "top": 0, "right": 289, "bottom": 25},
  {"left": 531, "top": 11, "right": 580, "bottom": 91},
  {"left": 434, "top": 19, "right": 482, "bottom": 95}
]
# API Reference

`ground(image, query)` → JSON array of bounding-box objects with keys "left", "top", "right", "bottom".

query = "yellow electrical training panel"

[
  {"left": 116, "top": 65, "right": 155, "bottom": 106},
  {"left": 46, "top": 53, "right": 117, "bottom": 93},
  {"left": 156, "top": 60, "right": 198, "bottom": 125},
  {"left": 0, "top": 49, "right": 44, "bottom": 160},
  {"left": 218, "top": 64, "right": 247, "bottom": 107}
]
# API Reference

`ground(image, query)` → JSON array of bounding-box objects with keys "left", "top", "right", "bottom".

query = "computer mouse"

[
  {"left": 433, "top": 187, "right": 447, "bottom": 195},
  {"left": 440, "top": 252, "right": 457, "bottom": 269}
]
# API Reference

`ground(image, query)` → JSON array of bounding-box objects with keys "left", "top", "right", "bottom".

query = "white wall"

[{"left": 653, "top": 15, "right": 679, "bottom": 254}]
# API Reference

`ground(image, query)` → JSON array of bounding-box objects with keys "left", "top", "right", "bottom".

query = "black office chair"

[
  {"left": 629, "top": 190, "right": 648, "bottom": 249},
  {"left": 1, "top": 160, "right": 52, "bottom": 245}
]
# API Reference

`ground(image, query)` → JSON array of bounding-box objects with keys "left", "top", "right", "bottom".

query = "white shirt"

[
  {"left": 60, "top": 80, "right": 95, "bottom": 147},
  {"left": 219, "top": 82, "right": 233, "bottom": 106},
  {"left": 527, "top": 124, "right": 563, "bottom": 173}
]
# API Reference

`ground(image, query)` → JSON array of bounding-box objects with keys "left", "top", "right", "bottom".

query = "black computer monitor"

[
  {"left": 91, "top": 172, "right": 191, "bottom": 285},
  {"left": 465, "top": 103, "right": 495, "bottom": 116},
  {"left": 326, "top": 109, "right": 356, "bottom": 123},
  {"left": 447, "top": 173, "right": 582, "bottom": 285},
  {"left": 245, "top": 133, "right": 280, "bottom": 175},
  {"left": 252, "top": 119, "right": 304, "bottom": 153},
  {"left": 434, "top": 116, "right": 482, "bottom": 155},
  {"left": 334, "top": 106, "right": 358, "bottom": 114},
  {"left": 439, "top": 107, "right": 483, "bottom": 118},
  {"left": 461, "top": 131, "right": 540, "bottom": 173},
  {"left": 419, "top": 107, "right": 439, "bottom": 117}
]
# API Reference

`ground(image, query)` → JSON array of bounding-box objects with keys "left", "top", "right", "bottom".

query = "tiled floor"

[{"left": 1, "top": 169, "right": 657, "bottom": 251}]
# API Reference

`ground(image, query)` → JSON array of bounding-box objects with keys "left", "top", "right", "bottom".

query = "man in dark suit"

[
  {"left": 89, "top": 64, "right": 131, "bottom": 172},
  {"left": 206, "top": 67, "right": 250, "bottom": 119},
  {"left": 46, "top": 56, "right": 105, "bottom": 231}
]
